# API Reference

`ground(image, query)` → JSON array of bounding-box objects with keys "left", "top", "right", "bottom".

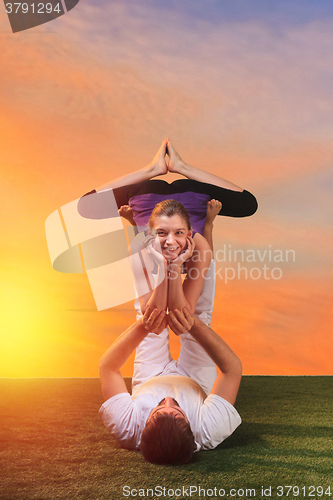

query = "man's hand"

[
  {"left": 141, "top": 306, "right": 167, "bottom": 335},
  {"left": 168, "top": 307, "right": 195, "bottom": 336}
]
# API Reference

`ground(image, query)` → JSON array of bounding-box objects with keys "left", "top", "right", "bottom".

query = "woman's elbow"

[
  {"left": 143, "top": 303, "right": 167, "bottom": 315},
  {"left": 185, "top": 303, "right": 196, "bottom": 317}
]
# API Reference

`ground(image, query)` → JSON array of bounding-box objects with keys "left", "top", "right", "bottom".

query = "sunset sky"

[{"left": 1, "top": 0, "right": 332, "bottom": 377}]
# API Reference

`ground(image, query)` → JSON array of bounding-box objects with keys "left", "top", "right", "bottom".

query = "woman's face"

[{"left": 151, "top": 214, "right": 192, "bottom": 259}]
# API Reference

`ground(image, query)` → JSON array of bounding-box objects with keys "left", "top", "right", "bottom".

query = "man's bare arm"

[
  {"left": 168, "top": 309, "right": 242, "bottom": 405},
  {"left": 99, "top": 308, "right": 166, "bottom": 401}
]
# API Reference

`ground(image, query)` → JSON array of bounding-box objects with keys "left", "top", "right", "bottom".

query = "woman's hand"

[
  {"left": 166, "top": 140, "right": 185, "bottom": 174},
  {"left": 168, "top": 308, "right": 195, "bottom": 336},
  {"left": 168, "top": 236, "right": 195, "bottom": 267},
  {"left": 143, "top": 234, "right": 167, "bottom": 268},
  {"left": 149, "top": 139, "right": 168, "bottom": 177},
  {"left": 141, "top": 306, "right": 167, "bottom": 335}
]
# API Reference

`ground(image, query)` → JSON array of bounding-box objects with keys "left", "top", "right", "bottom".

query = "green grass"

[{"left": 0, "top": 377, "right": 332, "bottom": 500}]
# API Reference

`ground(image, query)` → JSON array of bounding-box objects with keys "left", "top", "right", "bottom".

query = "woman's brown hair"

[{"left": 149, "top": 200, "right": 191, "bottom": 231}]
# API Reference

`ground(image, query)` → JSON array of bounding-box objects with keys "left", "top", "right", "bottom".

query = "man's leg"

[{"left": 177, "top": 259, "right": 218, "bottom": 396}]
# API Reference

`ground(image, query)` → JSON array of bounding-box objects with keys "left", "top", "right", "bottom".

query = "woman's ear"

[{"left": 187, "top": 227, "right": 193, "bottom": 237}]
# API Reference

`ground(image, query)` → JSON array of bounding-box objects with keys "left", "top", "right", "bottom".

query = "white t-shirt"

[{"left": 99, "top": 375, "right": 241, "bottom": 451}]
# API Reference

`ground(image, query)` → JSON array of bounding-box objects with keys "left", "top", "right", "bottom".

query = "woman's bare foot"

[
  {"left": 149, "top": 139, "right": 168, "bottom": 177},
  {"left": 118, "top": 205, "right": 136, "bottom": 226},
  {"left": 166, "top": 140, "right": 185, "bottom": 174},
  {"left": 203, "top": 199, "right": 222, "bottom": 252},
  {"left": 206, "top": 199, "right": 222, "bottom": 224}
]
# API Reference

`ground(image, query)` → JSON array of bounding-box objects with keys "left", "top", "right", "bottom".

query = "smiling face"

[{"left": 151, "top": 214, "right": 192, "bottom": 259}]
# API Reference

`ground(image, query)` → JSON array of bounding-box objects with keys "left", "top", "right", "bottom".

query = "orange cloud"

[
  {"left": 1, "top": 2, "right": 333, "bottom": 377},
  {"left": 209, "top": 273, "right": 333, "bottom": 375}
]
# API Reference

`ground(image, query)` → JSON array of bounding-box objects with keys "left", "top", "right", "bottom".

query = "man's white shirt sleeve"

[
  {"left": 99, "top": 393, "right": 139, "bottom": 449},
  {"left": 196, "top": 394, "right": 241, "bottom": 450}
]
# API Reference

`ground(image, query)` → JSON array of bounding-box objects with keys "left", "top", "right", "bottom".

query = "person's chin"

[{"left": 163, "top": 248, "right": 181, "bottom": 259}]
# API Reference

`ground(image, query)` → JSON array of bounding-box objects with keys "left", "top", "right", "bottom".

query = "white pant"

[{"left": 132, "top": 260, "right": 217, "bottom": 396}]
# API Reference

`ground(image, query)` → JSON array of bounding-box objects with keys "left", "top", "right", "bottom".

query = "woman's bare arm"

[
  {"left": 168, "top": 234, "right": 212, "bottom": 316},
  {"left": 96, "top": 140, "right": 168, "bottom": 192},
  {"left": 129, "top": 235, "right": 168, "bottom": 314},
  {"left": 167, "top": 140, "right": 243, "bottom": 192}
]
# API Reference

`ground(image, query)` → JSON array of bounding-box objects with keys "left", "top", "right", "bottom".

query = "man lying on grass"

[{"left": 99, "top": 307, "right": 242, "bottom": 465}]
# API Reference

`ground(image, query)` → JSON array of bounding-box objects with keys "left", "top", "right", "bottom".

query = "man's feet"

[
  {"left": 206, "top": 199, "right": 222, "bottom": 224},
  {"left": 166, "top": 140, "right": 185, "bottom": 174},
  {"left": 149, "top": 139, "right": 168, "bottom": 177},
  {"left": 118, "top": 205, "right": 136, "bottom": 226}
]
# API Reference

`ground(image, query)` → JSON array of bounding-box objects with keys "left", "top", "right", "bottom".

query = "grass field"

[{"left": 0, "top": 377, "right": 332, "bottom": 500}]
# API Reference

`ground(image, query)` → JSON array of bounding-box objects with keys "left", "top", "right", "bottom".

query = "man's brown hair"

[{"left": 140, "top": 412, "right": 196, "bottom": 465}]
